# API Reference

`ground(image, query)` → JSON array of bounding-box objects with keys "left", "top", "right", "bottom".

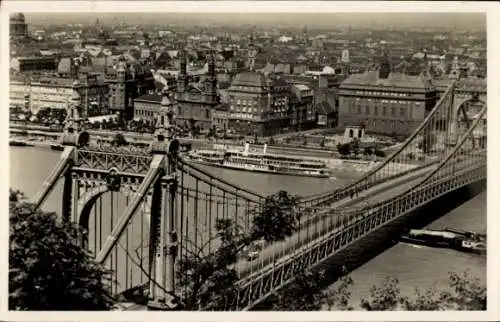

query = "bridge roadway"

[{"left": 235, "top": 165, "right": 434, "bottom": 278}]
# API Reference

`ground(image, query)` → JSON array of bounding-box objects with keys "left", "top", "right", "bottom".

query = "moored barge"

[{"left": 401, "top": 228, "right": 486, "bottom": 254}]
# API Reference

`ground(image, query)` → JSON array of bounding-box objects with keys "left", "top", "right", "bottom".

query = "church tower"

[
  {"left": 247, "top": 34, "right": 257, "bottom": 71},
  {"left": 177, "top": 48, "right": 188, "bottom": 93},
  {"left": 378, "top": 52, "right": 391, "bottom": 79},
  {"left": 449, "top": 56, "right": 460, "bottom": 80},
  {"left": 204, "top": 51, "right": 218, "bottom": 104}
]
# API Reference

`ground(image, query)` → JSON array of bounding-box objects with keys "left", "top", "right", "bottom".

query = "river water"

[{"left": 9, "top": 146, "right": 486, "bottom": 307}]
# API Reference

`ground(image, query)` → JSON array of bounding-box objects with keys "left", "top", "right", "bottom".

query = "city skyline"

[{"left": 22, "top": 12, "right": 486, "bottom": 32}]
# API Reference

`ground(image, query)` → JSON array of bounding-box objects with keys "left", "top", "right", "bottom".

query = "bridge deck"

[{"left": 236, "top": 166, "right": 432, "bottom": 277}]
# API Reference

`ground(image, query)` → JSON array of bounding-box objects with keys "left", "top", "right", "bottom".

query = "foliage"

[
  {"left": 360, "top": 276, "right": 402, "bottom": 311},
  {"left": 9, "top": 192, "right": 114, "bottom": 310},
  {"left": 177, "top": 218, "right": 244, "bottom": 310},
  {"left": 418, "top": 132, "right": 437, "bottom": 154},
  {"left": 112, "top": 133, "right": 128, "bottom": 146},
  {"left": 272, "top": 270, "right": 325, "bottom": 310},
  {"left": 207, "top": 125, "right": 217, "bottom": 138},
  {"left": 400, "top": 286, "right": 447, "bottom": 310},
  {"left": 441, "top": 270, "right": 486, "bottom": 310},
  {"left": 251, "top": 190, "right": 300, "bottom": 242},
  {"left": 374, "top": 148, "right": 386, "bottom": 158},
  {"left": 319, "top": 137, "right": 326, "bottom": 148},
  {"left": 268, "top": 136, "right": 275, "bottom": 145},
  {"left": 359, "top": 271, "right": 486, "bottom": 311},
  {"left": 272, "top": 267, "right": 354, "bottom": 311},
  {"left": 177, "top": 190, "right": 301, "bottom": 310},
  {"left": 363, "top": 147, "right": 373, "bottom": 156},
  {"left": 337, "top": 143, "right": 351, "bottom": 156},
  {"left": 9, "top": 189, "right": 24, "bottom": 203},
  {"left": 324, "top": 274, "right": 354, "bottom": 310}
]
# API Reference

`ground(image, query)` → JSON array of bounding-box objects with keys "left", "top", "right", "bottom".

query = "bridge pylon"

[{"left": 147, "top": 90, "right": 181, "bottom": 310}]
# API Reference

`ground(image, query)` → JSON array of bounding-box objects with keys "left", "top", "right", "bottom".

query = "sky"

[{"left": 23, "top": 12, "right": 486, "bottom": 31}]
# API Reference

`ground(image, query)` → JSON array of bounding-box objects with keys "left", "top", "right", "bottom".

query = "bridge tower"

[
  {"left": 146, "top": 86, "right": 180, "bottom": 310},
  {"left": 60, "top": 81, "right": 89, "bottom": 223}
]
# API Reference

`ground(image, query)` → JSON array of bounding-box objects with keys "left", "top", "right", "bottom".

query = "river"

[{"left": 9, "top": 146, "right": 486, "bottom": 307}]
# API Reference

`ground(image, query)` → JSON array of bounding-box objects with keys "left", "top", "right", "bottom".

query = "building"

[
  {"left": 10, "top": 73, "right": 108, "bottom": 116},
  {"left": 74, "top": 73, "right": 110, "bottom": 117},
  {"left": 227, "top": 72, "right": 290, "bottom": 136},
  {"left": 133, "top": 93, "right": 162, "bottom": 122},
  {"left": 105, "top": 57, "right": 155, "bottom": 120},
  {"left": 316, "top": 101, "right": 336, "bottom": 128},
  {"left": 175, "top": 50, "right": 219, "bottom": 132},
  {"left": 338, "top": 56, "right": 437, "bottom": 136},
  {"left": 212, "top": 104, "right": 229, "bottom": 132},
  {"left": 289, "top": 84, "right": 316, "bottom": 130},
  {"left": 10, "top": 13, "right": 28, "bottom": 38},
  {"left": 10, "top": 57, "right": 58, "bottom": 73}
]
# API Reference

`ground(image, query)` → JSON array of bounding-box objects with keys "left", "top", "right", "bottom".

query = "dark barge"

[{"left": 400, "top": 228, "right": 486, "bottom": 254}]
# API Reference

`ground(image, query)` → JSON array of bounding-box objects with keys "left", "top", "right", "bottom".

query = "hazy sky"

[{"left": 24, "top": 12, "right": 486, "bottom": 31}]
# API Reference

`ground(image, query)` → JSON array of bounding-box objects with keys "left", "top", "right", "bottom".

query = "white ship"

[{"left": 185, "top": 143, "right": 332, "bottom": 178}]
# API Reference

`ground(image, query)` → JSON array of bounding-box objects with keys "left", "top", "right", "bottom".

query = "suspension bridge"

[{"left": 29, "top": 79, "right": 486, "bottom": 310}]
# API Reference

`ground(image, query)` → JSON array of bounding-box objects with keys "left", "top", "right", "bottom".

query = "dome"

[
  {"left": 10, "top": 13, "right": 25, "bottom": 23},
  {"left": 231, "top": 71, "right": 267, "bottom": 88}
]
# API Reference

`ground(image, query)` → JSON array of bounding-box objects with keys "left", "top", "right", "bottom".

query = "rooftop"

[
  {"left": 341, "top": 71, "right": 434, "bottom": 91},
  {"left": 135, "top": 93, "right": 163, "bottom": 103},
  {"left": 229, "top": 72, "right": 268, "bottom": 92}
]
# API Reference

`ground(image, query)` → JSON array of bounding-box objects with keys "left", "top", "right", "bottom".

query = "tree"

[
  {"left": 374, "top": 148, "right": 386, "bottom": 158},
  {"left": 400, "top": 286, "right": 447, "bottom": 311},
  {"left": 418, "top": 132, "right": 437, "bottom": 154},
  {"left": 176, "top": 190, "right": 302, "bottom": 310},
  {"left": 251, "top": 190, "right": 300, "bottom": 242},
  {"left": 188, "top": 118, "right": 196, "bottom": 135},
  {"left": 324, "top": 273, "right": 354, "bottom": 310},
  {"left": 112, "top": 133, "right": 128, "bottom": 147},
  {"left": 363, "top": 147, "right": 373, "bottom": 157},
  {"left": 337, "top": 143, "right": 351, "bottom": 157},
  {"left": 9, "top": 189, "right": 24, "bottom": 203},
  {"left": 9, "top": 190, "right": 115, "bottom": 310},
  {"left": 319, "top": 137, "right": 326, "bottom": 148},
  {"left": 268, "top": 137, "right": 275, "bottom": 145},
  {"left": 359, "top": 270, "right": 486, "bottom": 311},
  {"left": 177, "top": 219, "right": 244, "bottom": 310},
  {"left": 360, "top": 277, "right": 401, "bottom": 311},
  {"left": 441, "top": 270, "right": 486, "bottom": 310},
  {"left": 272, "top": 270, "right": 325, "bottom": 310}
]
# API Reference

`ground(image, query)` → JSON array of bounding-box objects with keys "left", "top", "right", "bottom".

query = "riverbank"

[
  {"left": 9, "top": 125, "right": 339, "bottom": 157},
  {"left": 10, "top": 127, "right": 421, "bottom": 176}
]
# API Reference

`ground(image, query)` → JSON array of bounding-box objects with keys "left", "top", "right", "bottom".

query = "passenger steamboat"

[{"left": 185, "top": 143, "right": 332, "bottom": 178}]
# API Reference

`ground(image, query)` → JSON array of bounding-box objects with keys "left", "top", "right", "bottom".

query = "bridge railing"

[
  {"left": 236, "top": 161, "right": 486, "bottom": 310},
  {"left": 235, "top": 110, "right": 486, "bottom": 309}
]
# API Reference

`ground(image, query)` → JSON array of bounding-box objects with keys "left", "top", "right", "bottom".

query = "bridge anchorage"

[{"left": 31, "top": 80, "right": 486, "bottom": 310}]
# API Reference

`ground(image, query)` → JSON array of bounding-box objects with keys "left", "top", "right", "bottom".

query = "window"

[
  {"left": 365, "top": 106, "right": 370, "bottom": 115},
  {"left": 391, "top": 107, "right": 395, "bottom": 117},
  {"left": 374, "top": 106, "right": 379, "bottom": 116},
  {"left": 357, "top": 106, "right": 361, "bottom": 114}
]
